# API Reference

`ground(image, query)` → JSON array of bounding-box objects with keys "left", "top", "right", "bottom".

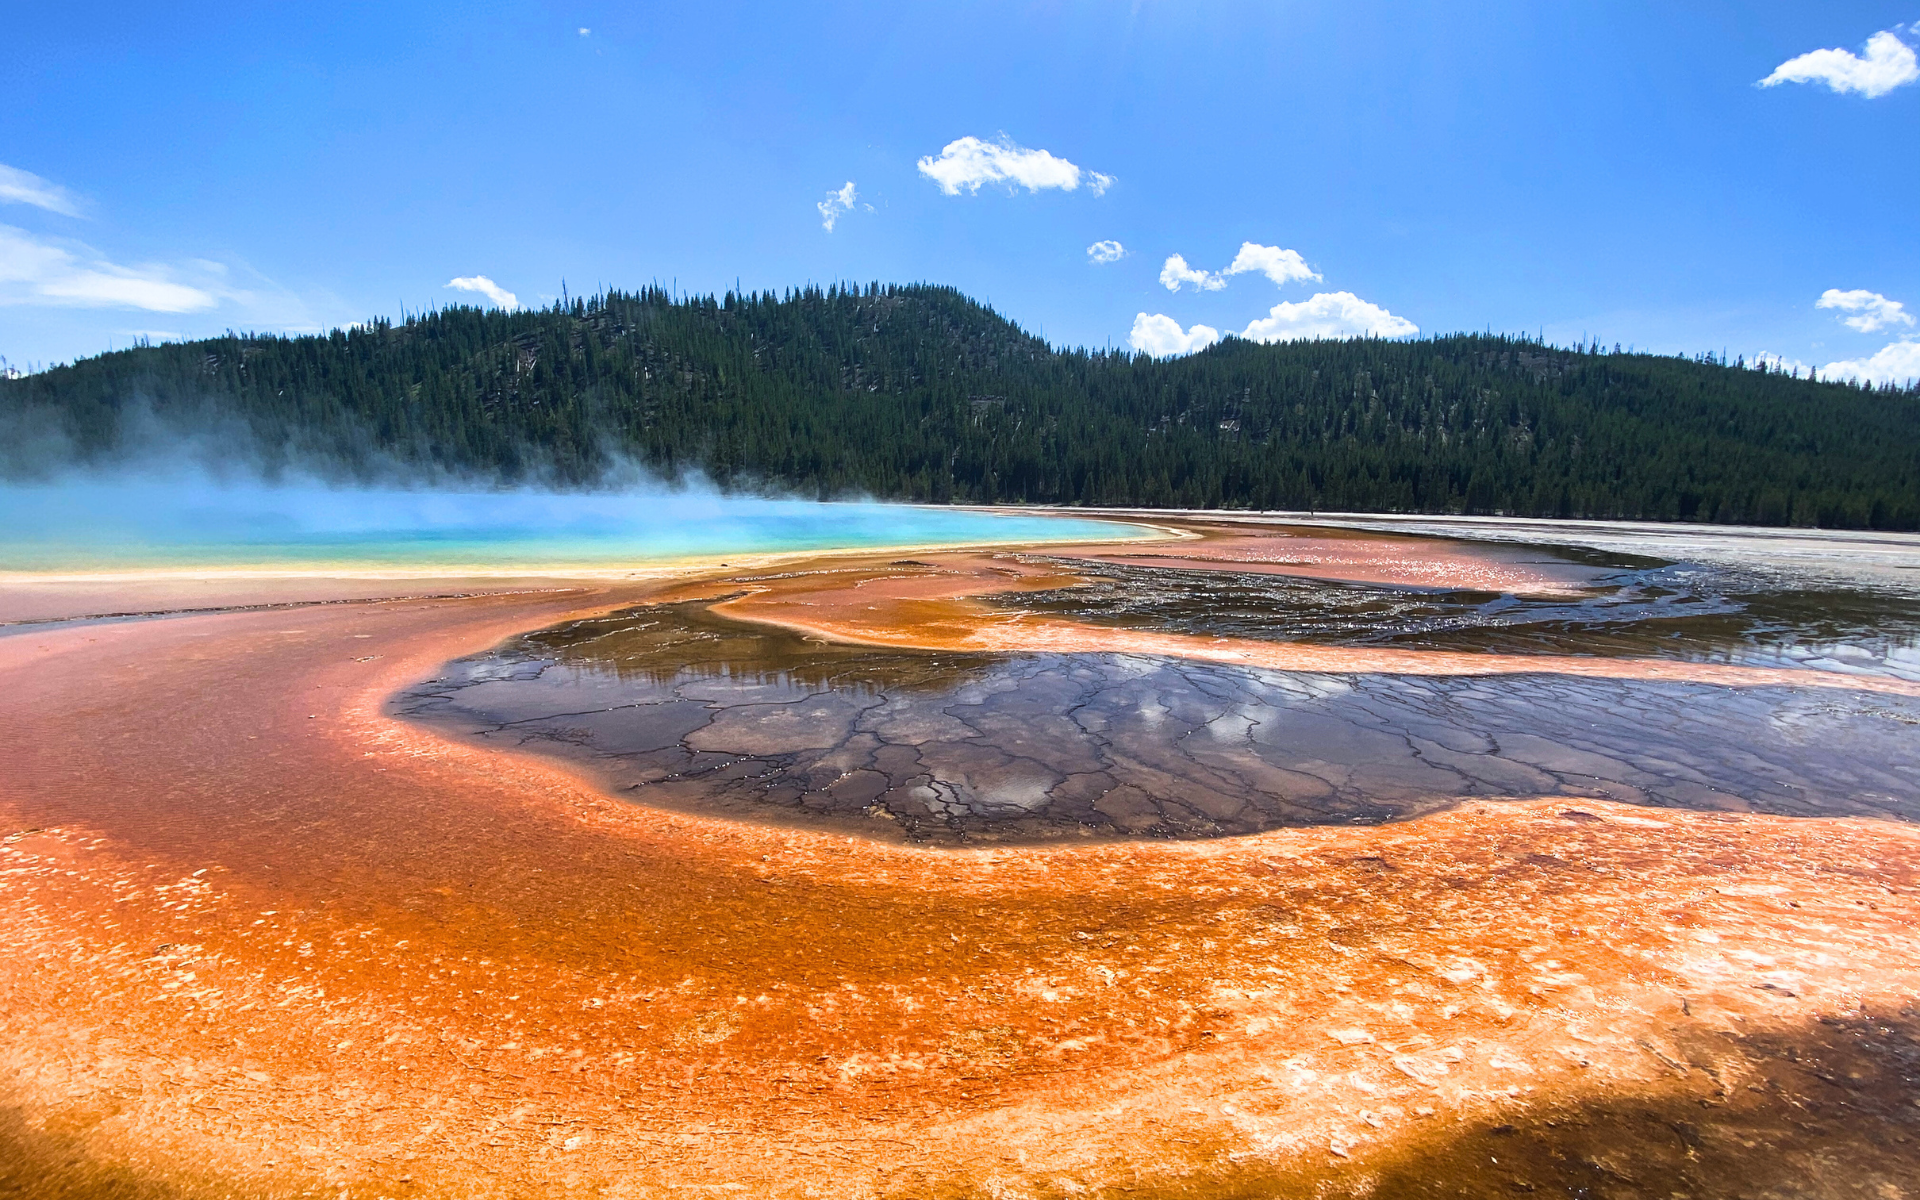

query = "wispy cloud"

[
  {"left": 1760, "top": 30, "right": 1919, "bottom": 98},
  {"left": 1086, "top": 239, "right": 1127, "bottom": 264},
  {"left": 818, "top": 181, "right": 859, "bottom": 232},
  {"left": 1225, "top": 242, "right": 1321, "bottom": 287},
  {"left": 1159, "top": 254, "right": 1225, "bottom": 292},
  {"left": 1822, "top": 339, "right": 1920, "bottom": 386},
  {"left": 1128, "top": 313, "right": 1220, "bottom": 357},
  {"left": 0, "top": 163, "right": 84, "bottom": 218},
  {"left": 0, "top": 165, "right": 339, "bottom": 358},
  {"left": 445, "top": 275, "right": 518, "bottom": 309},
  {"left": 0, "top": 224, "right": 218, "bottom": 312},
  {"left": 1817, "top": 288, "right": 1914, "bottom": 333},
  {"left": 917, "top": 136, "right": 1114, "bottom": 197},
  {"left": 1240, "top": 292, "right": 1418, "bottom": 342}
]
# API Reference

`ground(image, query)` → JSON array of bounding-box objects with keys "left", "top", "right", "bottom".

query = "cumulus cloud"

[
  {"left": 1136, "top": 242, "right": 1409, "bottom": 351},
  {"left": 445, "top": 275, "right": 518, "bottom": 309},
  {"left": 0, "top": 163, "right": 84, "bottom": 217},
  {"left": 1161, "top": 242, "right": 1318, "bottom": 291},
  {"left": 1821, "top": 340, "right": 1920, "bottom": 386},
  {"left": 1086, "top": 239, "right": 1127, "bottom": 264},
  {"left": 1817, "top": 288, "right": 1914, "bottom": 333},
  {"left": 1240, "top": 292, "right": 1418, "bottom": 342},
  {"left": 1159, "top": 253, "right": 1226, "bottom": 293},
  {"left": 817, "top": 181, "right": 860, "bottom": 232},
  {"left": 917, "top": 136, "right": 1114, "bottom": 196},
  {"left": 1760, "top": 30, "right": 1919, "bottom": 98},
  {"left": 1224, "top": 242, "right": 1321, "bottom": 287},
  {"left": 1128, "top": 313, "right": 1220, "bottom": 357},
  {"left": 0, "top": 224, "right": 217, "bottom": 312}
]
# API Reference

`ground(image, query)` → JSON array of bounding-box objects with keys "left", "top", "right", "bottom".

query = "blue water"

[{"left": 0, "top": 481, "right": 1142, "bottom": 572}]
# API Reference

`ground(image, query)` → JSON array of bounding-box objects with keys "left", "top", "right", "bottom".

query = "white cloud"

[
  {"left": 0, "top": 184, "right": 339, "bottom": 359},
  {"left": 817, "top": 181, "right": 859, "bottom": 232},
  {"left": 1752, "top": 351, "right": 1813, "bottom": 376},
  {"left": 1160, "top": 242, "right": 1318, "bottom": 291},
  {"left": 1760, "top": 30, "right": 1919, "bottom": 98},
  {"left": 1240, "top": 292, "right": 1418, "bottom": 342},
  {"left": 1144, "top": 244, "right": 1404, "bottom": 347},
  {"left": 0, "top": 167, "right": 329, "bottom": 340},
  {"left": 578, "top": 27, "right": 590, "bottom": 36},
  {"left": 0, "top": 224, "right": 217, "bottom": 312},
  {"left": 1159, "top": 253, "right": 1226, "bottom": 293},
  {"left": 445, "top": 275, "right": 518, "bottom": 309},
  {"left": 1224, "top": 242, "right": 1321, "bottom": 287},
  {"left": 1821, "top": 340, "right": 1920, "bottom": 385},
  {"left": 1817, "top": 288, "right": 1914, "bottom": 333},
  {"left": 1087, "top": 239, "right": 1127, "bottom": 264},
  {"left": 1128, "top": 313, "right": 1220, "bottom": 357},
  {"left": 917, "top": 136, "right": 1114, "bottom": 197},
  {"left": 0, "top": 163, "right": 83, "bottom": 217}
]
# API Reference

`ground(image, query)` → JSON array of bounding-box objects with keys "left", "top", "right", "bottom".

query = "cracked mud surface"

[{"left": 394, "top": 601, "right": 1920, "bottom": 844}]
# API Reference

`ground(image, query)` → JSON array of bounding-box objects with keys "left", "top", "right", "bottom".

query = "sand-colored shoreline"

[
  {"left": 1007, "top": 506, "right": 1920, "bottom": 591},
  {"left": 4, "top": 519, "right": 1920, "bottom": 1198},
  {"left": 0, "top": 517, "right": 1181, "bottom": 627}
]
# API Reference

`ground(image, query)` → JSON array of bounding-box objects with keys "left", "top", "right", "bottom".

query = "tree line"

[{"left": 4, "top": 282, "right": 1916, "bottom": 529}]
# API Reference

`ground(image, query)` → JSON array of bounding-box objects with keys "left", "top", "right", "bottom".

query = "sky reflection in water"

[
  {"left": 1005, "top": 553, "right": 1920, "bottom": 682},
  {"left": 399, "top": 600, "right": 1920, "bottom": 845},
  {"left": 392, "top": 525, "right": 1920, "bottom": 842}
]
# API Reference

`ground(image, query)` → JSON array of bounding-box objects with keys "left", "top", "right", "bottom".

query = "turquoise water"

[{"left": 0, "top": 481, "right": 1142, "bottom": 573}]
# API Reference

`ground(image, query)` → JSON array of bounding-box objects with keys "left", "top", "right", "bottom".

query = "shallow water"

[
  {"left": 1008, "top": 550, "right": 1920, "bottom": 682},
  {"left": 0, "top": 481, "right": 1137, "bottom": 572},
  {"left": 396, "top": 601, "right": 1920, "bottom": 844}
]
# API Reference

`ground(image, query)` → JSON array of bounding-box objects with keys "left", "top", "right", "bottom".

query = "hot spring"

[{"left": 0, "top": 480, "right": 1147, "bottom": 575}]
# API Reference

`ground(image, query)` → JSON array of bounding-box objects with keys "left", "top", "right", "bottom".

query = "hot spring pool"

[{"left": 0, "top": 481, "right": 1148, "bottom": 575}]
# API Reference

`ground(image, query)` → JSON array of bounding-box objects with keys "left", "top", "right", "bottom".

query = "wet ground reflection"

[
  {"left": 1011, "top": 547, "right": 1920, "bottom": 681},
  {"left": 395, "top": 601, "right": 1920, "bottom": 844}
]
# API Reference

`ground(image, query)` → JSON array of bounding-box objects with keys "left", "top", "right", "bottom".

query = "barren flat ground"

[{"left": 5, "top": 514, "right": 1920, "bottom": 1199}]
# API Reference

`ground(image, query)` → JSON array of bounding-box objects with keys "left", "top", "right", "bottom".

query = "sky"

[{"left": 2, "top": 1, "right": 1917, "bottom": 383}]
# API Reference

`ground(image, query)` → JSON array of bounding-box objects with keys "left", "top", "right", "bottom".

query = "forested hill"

[{"left": 5, "top": 283, "right": 1918, "bottom": 529}]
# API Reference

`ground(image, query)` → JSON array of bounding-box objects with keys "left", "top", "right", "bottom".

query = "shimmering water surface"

[
  {"left": 1005, "top": 550, "right": 1920, "bottom": 681},
  {"left": 398, "top": 537, "right": 1920, "bottom": 843},
  {"left": 0, "top": 481, "right": 1136, "bottom": 572}
]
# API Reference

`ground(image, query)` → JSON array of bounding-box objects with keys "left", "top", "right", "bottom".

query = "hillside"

[{"left": 4, "top": 283, "right": 1917, "bottom": 529}]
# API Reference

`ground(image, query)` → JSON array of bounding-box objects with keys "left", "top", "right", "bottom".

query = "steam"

[
  {"left": 0, "top": 390, "right": 593, "bottom": 490},
  {"left": 0, "top": 387, "right": 1134, "bottom": 574},
  {"left": 0, "top": 414, "right": 1127, "bottom": 572},
  {"left": 1, "top": 473, "right": 1120, "bottom": 574}
]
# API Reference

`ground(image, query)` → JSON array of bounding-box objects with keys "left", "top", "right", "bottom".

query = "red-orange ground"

[{"left": 3, "top": 521, "right": 1917, "bottom": 1198}]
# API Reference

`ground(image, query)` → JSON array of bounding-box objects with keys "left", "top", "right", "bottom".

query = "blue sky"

[{"left": 3, "top": 1, "right": 1917, "bottom": 382}]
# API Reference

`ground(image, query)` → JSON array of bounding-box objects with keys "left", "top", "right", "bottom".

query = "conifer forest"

[{"left": 6, "top": 283, "right": 1916, "bottom": 529}]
